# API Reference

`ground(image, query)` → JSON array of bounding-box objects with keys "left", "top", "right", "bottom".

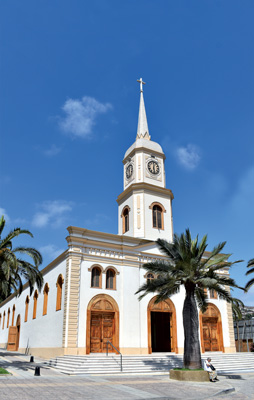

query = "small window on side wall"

[
  {"left": 2, "top": 312, "right": 5, "bottom": 329},
  {"left": 91, "top": 267, "right": 101, "bottom": 288},
  {"left": 33, "top": 290, "right": 38, "bottom": 319},
  {"left": 12, "top": 305, "right": 15, "bottom": 326},
  {"left": 43, "top": 283, "right": 49, "bottom": 316},
  {"left": 106, "top": 269, "right": 116, "bottom": 290},
  {"left": 25, "top": 296, "right": 29, "bottom": 322},
  {"left": 56, "top": 275, "right": 64, "bottom": 311},
  {"left": 7, "top": 308, "right": 10, "bottom": 328}
]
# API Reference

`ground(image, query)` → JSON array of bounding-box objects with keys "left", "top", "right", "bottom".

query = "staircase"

[{"left": 47, "top": 352, "right": 254, "bottom": 375}]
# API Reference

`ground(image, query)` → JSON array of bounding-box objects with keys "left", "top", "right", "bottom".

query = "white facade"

[{"left": 0, "top": 82, "right": 236, "bottom": 358}]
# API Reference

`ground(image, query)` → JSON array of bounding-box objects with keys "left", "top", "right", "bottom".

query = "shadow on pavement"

[{"left": 220, "top": 374, "right": 245, "bottom": 380}]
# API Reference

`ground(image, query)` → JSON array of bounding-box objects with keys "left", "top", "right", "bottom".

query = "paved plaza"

[{"left": 0, "top": 350, "right": 254, "bottom": 399}]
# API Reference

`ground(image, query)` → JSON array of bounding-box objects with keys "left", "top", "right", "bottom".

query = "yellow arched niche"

[
  {"left": 147, "top": 296, "right": 178, "bottom": 354},
  {"left": 199, "top": 303, "right": 224, "bottom": 352}
]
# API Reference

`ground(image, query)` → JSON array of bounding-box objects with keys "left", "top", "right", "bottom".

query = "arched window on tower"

[
  {"left": 153, "top": 205, "right": 162, "bottom": 229},
  {"left": 7, "top": 308, "right": 10, "bottom": 328},
  {"left": 91, "top": 266, "right": 102, "bottom": 288},
  {"left": 43, "top": 283, "right": 49, "bottom": 316},
  {"left": 25, "top": 296, "right": 29, "bottom": 322},
  {"left": 56, "top": 275, "right": 64, "bottom": 311},
  {"left": 12, "top": 305, "right": 15, "bottom": 326},
  {"left": 33, "top": 290, "right": 38, "bottom": 319},
  {"left": 149, "top": 202, "right": 166, "bottom": 230},
  {"left": 121, "top": 206, "right": 130, "bottom": 234},
  {"left": 106, "top": 269, "right": 116, "bottom": 290}
]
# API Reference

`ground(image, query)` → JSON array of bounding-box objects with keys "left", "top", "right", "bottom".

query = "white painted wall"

[{"left": 0, "top": 260, "right": 66, "bottom": 350}]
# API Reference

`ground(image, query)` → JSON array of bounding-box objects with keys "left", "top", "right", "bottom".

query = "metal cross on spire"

[{"left": 137, "top": 77, "right": 146, "bottom": 93}]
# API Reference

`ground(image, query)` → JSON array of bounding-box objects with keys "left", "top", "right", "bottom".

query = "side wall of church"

[{"left": 0, "top": 260, "right": 66, "bottom": 357}]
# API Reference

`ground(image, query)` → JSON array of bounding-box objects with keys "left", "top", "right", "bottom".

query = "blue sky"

[{"left": 1, "top": 1, "right": 254, "bottom": 305}]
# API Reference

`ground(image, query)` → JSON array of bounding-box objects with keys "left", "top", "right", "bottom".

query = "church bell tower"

[{"left": 117, "top": 78, "right": 174, "bottom": 241}]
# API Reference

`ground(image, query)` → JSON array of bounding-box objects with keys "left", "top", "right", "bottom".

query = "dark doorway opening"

[{"left": 151, "top": 311, "right": 171, "bottom": 352}]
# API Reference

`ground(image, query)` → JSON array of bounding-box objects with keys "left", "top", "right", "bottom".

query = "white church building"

[{"left": 0, "top": 80, "right": 236, "bottom": 358}]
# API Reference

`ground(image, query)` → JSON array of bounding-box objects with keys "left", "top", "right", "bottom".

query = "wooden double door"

[
  {"left": 90, "top": 312, "right": 115, "bottom": 353},
  {"left": 202, "top": 317, "right": 219, "bottom": 351}
]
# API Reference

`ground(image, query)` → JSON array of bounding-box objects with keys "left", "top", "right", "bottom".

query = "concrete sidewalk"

[{"left": 0, "top": 350, "right": 254, "bottom": 399}]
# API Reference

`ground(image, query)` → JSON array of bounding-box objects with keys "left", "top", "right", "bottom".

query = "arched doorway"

[
  {"left": 200, "top": 303, "right": 224, "bottom": 352},
  {"left": 86, "top": 294, "right": 119, "bottom": 354},
  {"left": 148, "top": 296, "right": 178, "bottom": 354},
  {"left": 6, "top": 314, "right": 21, "bottom": 351}
]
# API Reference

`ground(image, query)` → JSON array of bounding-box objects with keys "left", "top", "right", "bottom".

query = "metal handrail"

[{"left": 106, "top": 340, "right": 123, "bottom": 372}]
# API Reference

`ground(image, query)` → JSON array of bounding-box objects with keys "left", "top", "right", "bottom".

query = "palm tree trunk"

[{"left": 183, "top": 286, "right": 202, "bottom": 369}]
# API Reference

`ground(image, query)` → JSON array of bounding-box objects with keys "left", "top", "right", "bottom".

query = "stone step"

[{"left": 47, "top": 352, "right": 254, "bottom": 375}]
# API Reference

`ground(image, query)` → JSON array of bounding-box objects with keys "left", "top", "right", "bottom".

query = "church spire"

[{"left": 136, "top": 78, "right": 151, "bottom": 140}]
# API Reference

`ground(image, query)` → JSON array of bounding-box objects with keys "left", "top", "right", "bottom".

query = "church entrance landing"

[
  {"left": 148, "top": 297, "right": 178, "bottom": 354},
  {"left": 86, "top": 294, "right": 119, "bottom": 354}
]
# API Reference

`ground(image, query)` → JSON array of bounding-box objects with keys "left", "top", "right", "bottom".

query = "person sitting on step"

[{"left": 204, "top": 357, "right": 219, "bottom": 382}]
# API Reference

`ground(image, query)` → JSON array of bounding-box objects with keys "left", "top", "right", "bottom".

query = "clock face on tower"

[
  {"left": 147, "top": 160, "right": 160, "bottom": 175},
  {"left": 126, "top": 163, "right": 133, "bottom": 179}
]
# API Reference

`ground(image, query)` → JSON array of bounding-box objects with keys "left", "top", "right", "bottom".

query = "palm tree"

[
  {"left": 245, "top": 258, "right": 254, "bottom": 291},
  {"left": 136, "top": 229, "right": 244, "bottom": 369},
  {"left": 0, "top": 215, "right": 43, "bottom": 301},
  {"left": 231, "top": 298, "right": 244, "bottom": 353},
  {"left": 231, "top": 298, "right": 244, "bottom": 321}
]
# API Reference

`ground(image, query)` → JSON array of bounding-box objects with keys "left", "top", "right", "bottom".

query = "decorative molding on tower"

[{"left": 136, "top": 78, "right": 151, "bottom": 140}]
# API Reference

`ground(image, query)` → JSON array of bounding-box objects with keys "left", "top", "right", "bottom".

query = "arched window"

[
  {"left": 91, "top": 267, "right": 102, "bottom": 288},
  {"left": 146, "top": 273, "right": 155, "bottom": 283},
  {"left": 43, "top": 283, "right": 49, "bottom": 316},
  {"left": 106, "top": 269, "right": 116, "bottom": 290},
  {"left": 2, "top": 312, "right": 5, "bottom": 329},
  {"left": 33, "top": 290, "right": 38, "bottom": 319},
  {"left": 7, "top": 308, "right": 10, "bottom": 328},
  {"left": 56, "top": 275, "right": 64, "bottom": 311},
  {"left": 149, "top": 202, "right": 166, "bottom": 230},
  {"left": 25, "top": 296, "right": 29, "bottom": 322},
  {"left": 153, "top": 205, "right": 162, "bottom": 229},
  {"left": 209, "top": 289, "right": 217, "bottom": 299},
  {"left": 121, "top": 206, "right": 130, "bottom": 234},
  {"left": 12, "top": 305, "right": 15, "bottom": 326}
]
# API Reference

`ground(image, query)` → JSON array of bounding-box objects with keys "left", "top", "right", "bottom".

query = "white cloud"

[
  {"left": 44, "top": 144, "right": 62, "bottom": 157},
  {"left": 32, "top": 200, "right": 73, "bottom": 228},
  {"left": 59, "top": 96, "right": 112, "bottom": 138},
  {"left": 39, "top": 244, "right": 65, "bottom": 261},
  {"left": 176, "top": 144, "right": 201, "bottom": 170}
]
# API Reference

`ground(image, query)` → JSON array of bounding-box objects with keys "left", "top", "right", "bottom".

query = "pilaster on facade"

[{"left": 63, "top": 249, "right": 81, "bottom": 350}]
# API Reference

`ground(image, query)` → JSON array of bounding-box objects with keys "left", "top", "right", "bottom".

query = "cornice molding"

[
  {"left": 123, "top": 147, "right": 166, "bottom": 164},
  {"left": 116, "top": 182, "right": 174, "bottom": 204}
]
